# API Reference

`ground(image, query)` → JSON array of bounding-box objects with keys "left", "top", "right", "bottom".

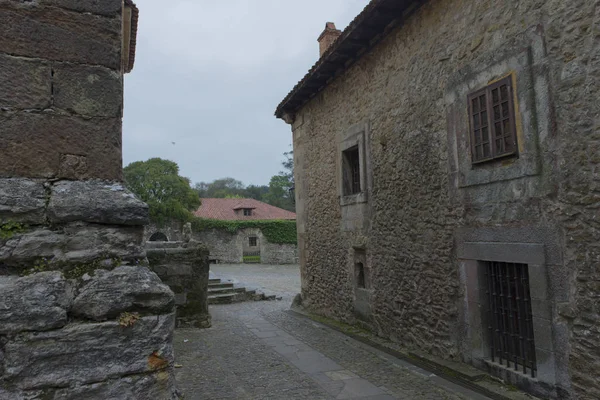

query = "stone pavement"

[{"left": 174, "top": 265, "right": 491, "bottom": 399}]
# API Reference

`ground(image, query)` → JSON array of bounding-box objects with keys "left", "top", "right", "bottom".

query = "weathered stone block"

[
  {"left": 3, "top": 313, "right": 175, "bottom": 390},
  {"left": 72, "top": 266, "right": 174, "bottom": 321},
  {"left": 0, "top": 272, "right": 73, "bottom": 335},
  {"left": 48, "top": 181, "right": 148, "bottom": 226},
  {"left": 0, "top": 224, "right": 145, "bottom": 267},
  {"left": 0, "top": 4, "right": 121, "bottom": 69},
  {"left": 53, "top": 372, "right": 179, "bottom": 400},
  {"left": 0, "top": 54, "right": 51, "bottom": 109},
  {"left": 147, "top": 244, "right": 211, "bottom": 327},
  {"left": 53, "top": 63, "right": 123, "bottom": 117},
  {"left": 1, "top": 229, "right": 65, "bottom": 263},
  {"left": 41, "top": 0, "right": 123, "bottom": 16},
  {"left": 0, "top": 112, "right": 122, "bottom": 180},
  {"left": 0, "top": 178, "right": 46, "bottom": 224},
  {"left": 57, "top": 154, "right": 89, "bottom": 180},
  {"left": 59, "top": 224, "right": 146, "bottom": 262}
]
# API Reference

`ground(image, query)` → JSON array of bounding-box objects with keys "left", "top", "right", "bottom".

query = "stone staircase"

[{"left": 208, "top": 278, "right": 277, "bottom": 305}]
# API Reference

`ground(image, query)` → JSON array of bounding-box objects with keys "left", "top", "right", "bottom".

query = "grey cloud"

[{"left": 123, "top": 0, "right": 369, "bottom": 186}]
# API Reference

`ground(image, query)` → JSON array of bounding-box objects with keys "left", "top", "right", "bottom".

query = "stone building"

[
  {"left": 146, "top": 198, "right": 298, "bottom": 264},
  {"left": 0, "top": 1, "right": 179, "bottom": 398},
  {"left": 276, "top": 1, "right": 599, "bottom": 399}
]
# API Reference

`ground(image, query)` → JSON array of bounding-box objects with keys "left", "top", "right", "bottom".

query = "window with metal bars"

[
  {"left": 468, "top": 76, "right": 518, "bottom": 164},
  {"left": 249, "top": 236, "right": 257, "bottom": 247},
  {"left": 342, "top": 146, "right": 361, "bottom": 195},
  {"left": 484, "top": 261, "right": 537, "bottom": 377}
]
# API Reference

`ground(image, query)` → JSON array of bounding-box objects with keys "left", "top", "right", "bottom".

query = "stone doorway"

[{"left": 243, "top": 235, "right": 261, "bottom": 263}]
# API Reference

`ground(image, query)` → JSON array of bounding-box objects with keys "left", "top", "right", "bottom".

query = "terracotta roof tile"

[{"left": 194, "top": 198, "right": 296, "bottom": 221}]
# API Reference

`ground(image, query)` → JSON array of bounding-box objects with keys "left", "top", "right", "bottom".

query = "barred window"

[
  {"left": 249, "top": 237, "right": 257, "bottom": 247},
  {"left": 484, "top": 261, "right": 537, "bottom": 377},
  {"left": 468, "top": 76, "right": 518, "bottom": 164}
]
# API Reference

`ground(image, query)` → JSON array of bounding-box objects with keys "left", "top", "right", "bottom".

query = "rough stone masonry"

[
  {"left": 277, "top": 0, "right": 600, "bottom": 399},
  {"left": 0, "top": 1, "right": 179, "bottom": 399}
]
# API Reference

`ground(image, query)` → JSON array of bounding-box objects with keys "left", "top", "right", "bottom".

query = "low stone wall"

[
  {"left": 146, "top": 242, "right": 211, "bottom": 328},
  {"left": 145, "top": 222, "right": 298, "bottom": 265}
]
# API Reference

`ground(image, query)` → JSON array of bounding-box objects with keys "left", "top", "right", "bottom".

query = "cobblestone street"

[{"left": 174, "top": 265, "right": 490, "bottom": 399}]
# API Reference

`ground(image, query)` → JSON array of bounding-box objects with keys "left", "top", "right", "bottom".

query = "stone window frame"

[
  {"left": 458, "top": 241, "right": 558, "bottom": 390},
  {"left": 248, "top": 236, "right": 257, "bottom": 247},
  {"left": 445, "top": 29, "right": 551, "bottom": 190},
  {"left": 338, "top": 121, "right": 369, "bottom": 206}
]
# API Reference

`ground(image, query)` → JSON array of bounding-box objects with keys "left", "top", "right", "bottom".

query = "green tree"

[
  {"left": 123, "top": 158, "right": 200, "bottom": 225},
  {"left": 245, "top": 184, "right": 269, "bottom": 200},
  {"left": 195, "top": 177, "right": 246, "bottom": 198},
  {"left": 263, "top": 150, "right": 295, "bottom": 212}
]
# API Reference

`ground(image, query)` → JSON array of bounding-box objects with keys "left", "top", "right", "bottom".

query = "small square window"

[
  {"left": 342, "top": 146, "right": 361, "bottom": 195},
  {"left": 249, "top": 236, "right": 257, "bottom": 247},
  {"left": 468, "top": 76, "right": 518, "bottom": 164},
  {"left": 243, "top": 208, "right": 252, "bottom": 216}
]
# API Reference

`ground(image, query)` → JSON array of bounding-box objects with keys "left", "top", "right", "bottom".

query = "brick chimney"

[{"left": 318, "top": 22, "right": 341, "bottom": 57}]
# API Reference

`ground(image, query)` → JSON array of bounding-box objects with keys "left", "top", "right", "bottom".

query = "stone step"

[
  {"left": 208, "top": 293, "right": 236, "bottom": 305},
  {"left": 208, "top": 278, "right": 222, "bottom": 284},
  {"left": 208, "top": 287, "right": 246, "bottom": 295},
  {"left": 208, "top": 282, "right": 234, "bottom": 289}
]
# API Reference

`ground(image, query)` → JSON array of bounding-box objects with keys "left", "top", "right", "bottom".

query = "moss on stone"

[
  {"left": 21, "top": 256, "right": 125, "bottom": 279},
  {"left": 0, "top": 221, "right": 27, "bottom": 240}
]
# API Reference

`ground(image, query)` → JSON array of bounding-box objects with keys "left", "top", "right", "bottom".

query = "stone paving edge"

[{"left": 287, "top": 308, "right": 540, "bottom": 400}]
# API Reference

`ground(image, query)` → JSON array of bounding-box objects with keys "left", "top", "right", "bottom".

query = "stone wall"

[
  {"left": 289, "top": 0, "right": 600, "bottom": 399},
  {"left": 0, "top": 0, "right": 125, "bottom": 180},
  {"left": 146, "top": 223, "right": 298, "bottom": 265},
  {"left": 0, "top": 1, "right": 179, "bottom": 398},
  {"left": 147, "top": 242, "right": 211, "bottom": 328}
]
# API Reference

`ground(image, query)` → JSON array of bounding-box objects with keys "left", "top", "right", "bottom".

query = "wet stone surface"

[{"left": 174, "top": 265, "right": 489, "bottom": 399}]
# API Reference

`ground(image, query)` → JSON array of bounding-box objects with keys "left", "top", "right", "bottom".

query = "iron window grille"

[
  {"left": 342, "top": 146, "right": 361, "bottom": 195},
  {"left": 249, "top": 237, "right": 257, "bottom": 247},
  {"left": 243, "top": 208, "right": 253, "bottom": 216},
  {"left": 468, "top": 76, "right": 518, "bottom": 164},
  {"left": 484, "top": 261, "right": 537, "bottom": 377}
]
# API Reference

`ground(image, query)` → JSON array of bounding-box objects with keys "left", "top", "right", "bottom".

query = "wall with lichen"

[{"left": 291, "top": 0, "right": 599, "bottom": 399}]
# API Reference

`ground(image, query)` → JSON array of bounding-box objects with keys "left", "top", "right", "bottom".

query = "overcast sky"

[{"left": 123, "top": 0, "right": 369, "bottom": 187}]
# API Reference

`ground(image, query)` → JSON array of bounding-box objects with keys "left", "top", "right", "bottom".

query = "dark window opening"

[
  {"left": 149, "top": 232, "right": 168, "bottom": 242},
  {"left": 484, "top": 261, "right": 536, "bottom": 377},
  {"left": 468, "top": 76, "right": 518, "bottom": 164},
  {"left": 356, "top": 262, "right": 365, "bottom": 289},
  {"left": 343, "top": 146, "right": 361, "bottom": 195},
  {"left": 249, "top": 236, "right": 257, "bottom": 247},
  {"left": 243, "top": 208, "right": 253, "bottom": 216}
]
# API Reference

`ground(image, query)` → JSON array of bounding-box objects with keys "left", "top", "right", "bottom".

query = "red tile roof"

[{"left": 194, "top": 198, "right": 296, "bottom": 221}]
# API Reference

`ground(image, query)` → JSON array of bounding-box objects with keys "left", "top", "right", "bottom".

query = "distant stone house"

[
  {"left": 275, "top": 1, "right": 599, "bottom": 399},
  {"left": 146, "top": 198, "right": 298, "bottom": 265}
]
